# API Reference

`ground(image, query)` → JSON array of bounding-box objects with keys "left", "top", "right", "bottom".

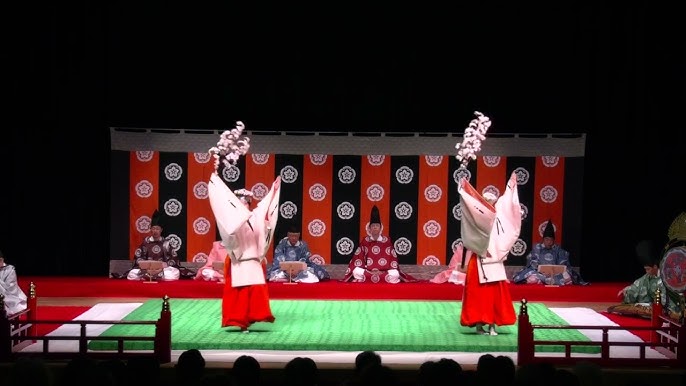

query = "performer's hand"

[
  {"left": 272, "top": 176, "right": 281, "bottom": 191},
  {"left": 617, "top": 288, "right": 626, "bottom": 298}
]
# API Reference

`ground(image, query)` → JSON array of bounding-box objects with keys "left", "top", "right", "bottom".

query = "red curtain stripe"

[
  {"left": 533, "top": 156, "right": 565, "bottom": 244},
  {"left": 302, "top": 155, "right": 333, "bottom": 264},
  {"left": 416, "top": 155, "right": 450, "bottom": 265},
  {"left": 186, "top": 153, "right": 217, "bottom": 263},
  {"left": 475, "top": 156, "right": 507, "bottom": 199},
  {"left": 359, "top": 155, "right": 391, "bottom": 237},
  {"left": 245, "top": 153, "right": 277, "bottom": 263},
  {"left": 129, "top": 151, "right": 159, "bottom": 260}
]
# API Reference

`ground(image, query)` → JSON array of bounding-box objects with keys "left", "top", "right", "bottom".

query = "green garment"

[
  {"left": 623, "top": 274, "right": 665, "bottom": 304},
  {"left": 623, "top": 273, "right": 681, "bottom": 315}
]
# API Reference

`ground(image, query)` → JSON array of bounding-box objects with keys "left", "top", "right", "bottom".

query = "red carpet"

[
  {"left": 33, "top": 306, "right": 91, "bottom": 336},
  {"left": 19, "top": 276, "right": 627, "bottom": 302},
  {"left": 600, "top": 311, "right": 653, "bottom": 342}
]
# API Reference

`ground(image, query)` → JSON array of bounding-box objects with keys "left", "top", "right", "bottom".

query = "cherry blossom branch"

[
  {"left": 455, "top": 111, "right": 491, "bottom": 169},
  {"left": 209, "top": 121, "right": 251, "bottom": 171}
]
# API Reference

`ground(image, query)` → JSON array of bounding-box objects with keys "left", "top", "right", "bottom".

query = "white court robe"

[{"left": 208, "top": 173, "right": 281, "bottom": 287}]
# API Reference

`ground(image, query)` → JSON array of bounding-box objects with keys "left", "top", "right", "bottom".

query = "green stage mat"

[{"left": 88, "top": 299, "right": 598, "bottom": 353}]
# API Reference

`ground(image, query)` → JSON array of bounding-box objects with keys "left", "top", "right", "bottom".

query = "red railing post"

[
  {"left": 154, "top": 295, "right": 172, "bottom": 364},
  {"left": 650, "top": 288, "right": 663, "bottom": 345},
  {"left": 27, "top": 282, "right": 37, "bottom": 339},
  {"left": 601, "top": 328, "right": 610, "bottom": 359},
  {"left": 517, "top": 299, "right": 534, "bottom": 366}
]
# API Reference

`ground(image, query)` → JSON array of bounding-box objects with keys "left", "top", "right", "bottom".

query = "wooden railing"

[
  {"left": 1, "top": 282, "right": 38, "bottom": 352},
  {"left": 0, "top": 284, "right": 171, "bottom": 364},
  {"left": 517, "top": 298, "right": 686, "bottom": 368}
]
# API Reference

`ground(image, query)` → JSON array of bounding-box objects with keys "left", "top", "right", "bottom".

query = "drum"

[{"left": 660, "top": 240, "right": 686, "bottom": 294}]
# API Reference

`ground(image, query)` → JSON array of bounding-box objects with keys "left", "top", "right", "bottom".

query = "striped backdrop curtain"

[{"left": 114, "top": 151, "right": 583, "bottom": 267}]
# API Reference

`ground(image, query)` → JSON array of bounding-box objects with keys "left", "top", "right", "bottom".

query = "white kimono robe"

[
  {"left": 0, "top": 263, "right": 28, "bottom": 315},
  {"left": 458, "top": 171, "right": 522, "bottom": 283},
  {"left": 208, "top": 173, "right": 281, "bottom": 287}
]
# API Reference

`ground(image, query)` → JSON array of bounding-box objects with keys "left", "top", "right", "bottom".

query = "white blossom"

[
  {"left": 455, "top": 111, "right": 491, "bottom": 169},
  {"left": 208, "top": 121, "right": 251, "bottom": 171},
  {"left": 233, "top": 188, "right": 253, "bottom": 197}
]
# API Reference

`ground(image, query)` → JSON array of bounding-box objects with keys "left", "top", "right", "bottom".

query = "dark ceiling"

[{"left": 7, "top": 4, "right": 684, "bottom": 135}]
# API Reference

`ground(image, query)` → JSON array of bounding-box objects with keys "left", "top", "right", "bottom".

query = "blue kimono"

[
  {"left": 267, "top": 238, "right": 330, "bottom": 282},
  {"left": 512, "top": 243, "right": 588, "bottom": 285}
]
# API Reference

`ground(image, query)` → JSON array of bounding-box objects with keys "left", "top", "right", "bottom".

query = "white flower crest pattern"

[
  {"left": 251, "top": 183, "right": 268, "bottom": 200},
  {"left": 193, "top": 182, "right": 208, "bottom": 199},
  {"left": 164, "top": 163, "right": 183, "bottom": 181},
  {"left": 308, "top": 184, "right": 327, "bottom": 201},
  {"left": 425, "top": 155, "right": 443, "bottom": 166},
  {"left": 135, "top": 216, "right": 152, "bottom": 233},
  {"left": 520, "top": 203, "right": 529, "bottom": 220},
  {"left": 542, "top": 156, "right": 560, "bottom": 167},
  {"left": 308, "top": 219, "right": 326, "bottom": 237},
  {"left": 338, "top": 166, "right": 356, "bottom": 184},
  {"left": 193, "top": 253, "right": 208, "bottom": 264},
  {"left": 164, "top": 199, "right": 183, "bottom": 217},
  {"left": 336, "top": 237, "right": 355, "bottom": 255},
  {"left": 483, "top": 156, "right": 501, "bottom": 167},
  {"left": 423, "top": 220, "right": 441, "bottom": 237},
  {"left": 452, "top": 203, "right": 463, "bottom": 221},
  {"left": 193, "top": 152, "right": 211, "bottom": 164},
  {"left": 251, "top": 154, "right": 269, "bottom": 165},
  {"left": 394, "top": 202, "right": 413, "bottom": 220},
  {"left": 511, "top": 239, "right": 527, "bottom": 256},
  {"left": 453, "top": 168, "right": 472, "bottom": 184},
  {"left": 424, "top": 185, "right": 442, "bottom": 202},
  {"left": 539, "top": 185, "right": 559, "bottom": 203},
  {"left": 280, "top": 165, "right": 299, "bottom": 183},
  {"left": 367, "top": 155, "right": 385, "bottom": 166},
  {"left": 394, "top": 238, "right": 412, "bottom": 255},
  {"left": 167, "top": 234, "right": 182, "bottom": 252},
  {"left": 221, "top": 165, "right": 240, "bottom": 182},
  {"left": 309, "top": 154, "right": 327, "bottom": 165},
  {"left": 135, "top": 180, "right": 154, "bottom": 198},
  {"left": 136, "top": 151, "right": 154, "bottom": 162},
  {"left": 395, "top": 166, "right": 414, "bottom": 184},
  {"left": 193, "top": 217, "right": 211, "bottom": 235},
  {"left": 513, "top": 167, "right": 530, "bottom": 185},
  {"left": 279, "top": 201, "right": 298, "bottom": 219},
  {"left": 422, "top": 255, "right": 441, "bottom": 266},
  {"left": 337, "top": 202, "right": 355, "bottom": 220},
  {"left": 366, "top": 184, "right": 384, "bottom": 202},
  {"left": 310, "top": 254, "right": 325, "bottom": 265}
]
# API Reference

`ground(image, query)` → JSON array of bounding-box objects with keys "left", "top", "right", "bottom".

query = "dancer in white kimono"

[{"left": 0, "top": 250, "right": 28, "bottom": 315}]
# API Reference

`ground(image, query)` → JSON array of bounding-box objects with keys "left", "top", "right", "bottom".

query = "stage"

[{"left": 20, "top": 276, "right": 626, "bottom": 303}]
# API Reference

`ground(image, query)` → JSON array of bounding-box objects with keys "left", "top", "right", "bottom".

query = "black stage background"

[{"left": 1, "top": 4, "right": 684, "bottom": 281}]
